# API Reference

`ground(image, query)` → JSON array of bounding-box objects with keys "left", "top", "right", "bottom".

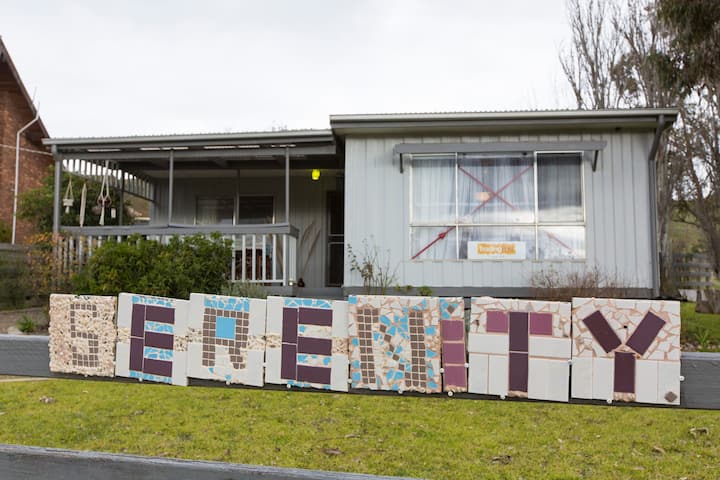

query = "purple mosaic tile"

[
  {"left": 297, "top": 365, "right": 332, "bottom": 384},
  {"left": 297, "top": 337, "right": 333, "bottom": 356},
  {"left": 509, "top": 312, "right": 529, "bottom": 352},
  {"left": 443, "top": 365, "right": 467, "bottom": 388},
  {"left": 282, "top": 308, "right": 298, "bottom": 344},
  {"left": 626, "top": 312, "right": 665, "bottom": 356},
  {"left": 298, "top": 307, "right": 333, "bottom": 326},
  {"left": 442, "top": 343, "right": 466, "bottom": 364},
  {"left": 280, "top": 343, "right": 297, "bottom": 380},
  {"left": 129, "top": 337, "right": 144, "bottom": 371},
  {"left": 143, "top": 331, "right": 174, "bottom": 350},
  {"left": 582, "top": 310, "right": 621, "bottom": 353},
  {"left": 486, "top": 310, "right": 509, "bottom": 333},
  {"left": 529, "top": 312, "right": 553, "bottom": 336},
  {"left": 143, "top": 358, "right": 173, "bottom": 377},
  {"left": 441, "top": 320, "right": 465, "bottom": 341},
  {"left": 131, "top": 304, "right": 145, "bottom": 338},
  {"left": 614, "top": 351, "right": 636, "bottom": 394},
  {"left": 145, "top": 305, "right": 174, "bottom": 324},
  {"left": 508, "top": 352, "right": 528, "bottom": 392}
]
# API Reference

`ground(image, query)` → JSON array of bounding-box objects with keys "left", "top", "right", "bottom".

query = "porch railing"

[{"left": 57, "top": 224, "right": 298, "bottom": 286}]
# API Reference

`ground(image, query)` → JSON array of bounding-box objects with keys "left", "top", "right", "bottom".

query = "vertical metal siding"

[{"left": 344, "top": 131, "right": 655, "bottom": 290}]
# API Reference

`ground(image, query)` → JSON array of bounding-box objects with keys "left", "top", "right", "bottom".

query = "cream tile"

[
  {"left": 570, "top": 357, "right": 593, "bottom": 399},
  {"left": 657, "top": 361, "right": 681, "bottom": 405},
  {"left": 330, "top": 354, "right": 349, "bottom": 392},
  {"left": 592, "top": 357, "right": 614, "bottom": 401},
  {"left": 528, "top": 336, "right": 571, "bottom": 359},
  {"left": 528, "top": 358, "right": 569, "bottom": 402},
  {"left": 468, "top": 353, "right": 489, "bottom": 394},
  {"left": 488, "top": 354, "right": 508, "bottom": 396},
  {"left": 468, "top": 333, "right": 508, "bottom": 355},
  {"left": 635, "top": 359, "right": 658, "bottom": 404}
]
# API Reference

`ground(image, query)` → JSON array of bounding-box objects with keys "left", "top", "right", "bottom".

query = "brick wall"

[{"left": 0, "top": 63, "right": 53, "bottom": 244}]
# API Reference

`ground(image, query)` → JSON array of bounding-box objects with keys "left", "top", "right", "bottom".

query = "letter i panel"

[
  {"left": 439, "top": 297, "right": 467, "bottom": 392},
  {"left": 264, "top": 296, "right": 348, "bottom": 392},
  {"left": 186, "top": 293, "right": 267, "bottom": 386},
  {"left": 467, "top": 297, "right": 572, "bottom": 402},
  {"left": 348, "top": 295, "right": 442, "bottom": 393},
  {"left": 115, "top": 293, "right": 189, "bottom": 386},
  {"left": 571, "top": 298, "right": 681, "bottom": 405}
]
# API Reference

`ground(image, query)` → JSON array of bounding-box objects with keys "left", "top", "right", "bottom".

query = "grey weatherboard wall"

[{"left": 342, "top": 131, "right": 655, "bottom": 294}]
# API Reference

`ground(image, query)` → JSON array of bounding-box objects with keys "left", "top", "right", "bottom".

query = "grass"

[
  {"left": 681, "top": 302, "right": 720, "bottom": 351},
  {"left": 0, "top": 380, "right": 719, "bottom": 479}
]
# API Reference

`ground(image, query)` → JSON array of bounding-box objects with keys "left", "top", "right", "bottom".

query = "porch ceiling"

[{"left": 42, "top": 129, "right": 341, "bottom": 169}]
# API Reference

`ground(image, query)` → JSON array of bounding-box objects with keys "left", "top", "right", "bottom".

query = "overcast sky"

[{"left": 1, "top": 0, "right": 574, "bottom": 138}]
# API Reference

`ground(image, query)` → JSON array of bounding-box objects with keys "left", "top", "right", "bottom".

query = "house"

[
  {"left": 42, "top": 108, "right": 677, "bottom": 298},
  {"left": 0, "top": 37, "right": 52, "bottom": 243}
]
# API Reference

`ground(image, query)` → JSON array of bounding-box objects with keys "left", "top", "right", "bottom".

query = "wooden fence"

[{"left": 672, "top": 253, "right": 715, "bottom": 289}]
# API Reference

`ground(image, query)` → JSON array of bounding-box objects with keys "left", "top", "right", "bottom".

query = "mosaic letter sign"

[
  {"left": 265, "top": 296, "right": 349, "bottom": 391},
  {"left": 115, "top": 293, "right": 189, "bottom": 386},
  {"left": 439, "top": 298, "right": 468, "bottom": 392},
  {"left": 186, "top": 293, "right": 266, "bottom": 386},
  {"left": 572, "top": 298, "right": 681, "bottom": 405},
  {"left": 468, "top": 297, "right": 571, "bottom": 402},
  {"left": 348, "top": 296, "right": 442, "bottom": 393},
  {"left": 48, "top": 294, "right": 117, "bottom": 377}
]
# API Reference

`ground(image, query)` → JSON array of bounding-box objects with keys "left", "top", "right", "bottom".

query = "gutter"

[{"left": 647, "top": 114, "right": 665, "bottom": 297}]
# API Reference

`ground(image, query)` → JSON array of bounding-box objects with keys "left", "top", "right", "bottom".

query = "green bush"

[
  {"left": 72, "top": 234, "right": 232, "bottom": 298},
  {"left": 0, "top": 251, "right": 28, "bottom": 309},
  {"left": 0, "top": 221, "right": 11, "bottom": 243}
]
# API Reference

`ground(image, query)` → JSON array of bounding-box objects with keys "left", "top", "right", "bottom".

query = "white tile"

[
  {"left": 264, "top": 348, "right": 283, "bottom": 385},
  {"left": 332, "top": 301, "right": 348, "bottom": 338},
  {"left": 187, "top": 293, "right": 204, "bottom": 329},
  {"left": 528, "top": 337, "right": 571, "bottom": 359},
  {"left": 265, "top": 296, "right": 284, "bottom": 335},
  {"left": 245, "top": 350, "right": 265, "bottom": 387},
  {"left": 487, "top": 355, "right": 508, "bottom": 397},
  {"left": 173, "top": 299, "right": 190, "bottom": 333},
  {"left": 468, "top": 353, "right": 489, "bottom": 394},
  {"left": 172, "top": 352, "right": 188, "bottom": 386},
  {"left": 330, "top": 354, "right": 349, "bottom": 392},
  {"left": 635, "top": 359, "right": 658, "bottom": 404},
  {"left": 528, "top": 358, "right": 569, "bottom": 402},
  {"left": 185, "top": 342, "right": 204, "bottom": 380},
  {"left": 657, "top": 361, "right": 681, "bottom": 405},
  {"left": 248, "top": 299, "right": 267, "bottom": 336},
  {"left": 592, "top": 357, "right": 614, "bottom": 401},
  {"left": 467, "top": 333, "right": 508, "bottom": 355},
  {"left": 117, "top": 293, "right": 133, "bottom": 328},
  {"left": 115, "top": 342, "right": 130, "bottom": 377},
  {"left": 570, "top": 357, "right": 593, "bottom": 399}
]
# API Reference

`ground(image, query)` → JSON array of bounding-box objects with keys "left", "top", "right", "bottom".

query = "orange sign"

[{"left": 467, "top": 241, "right": 526, "bottom": 260}]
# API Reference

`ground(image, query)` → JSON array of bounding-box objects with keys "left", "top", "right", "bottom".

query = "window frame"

[{"left": 408, "top": 150, "right": 587, "bottom": 261}]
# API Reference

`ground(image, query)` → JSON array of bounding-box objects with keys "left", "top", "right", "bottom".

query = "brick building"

[{"left": 0, "top": 36, "right": 51, "bottom": 244}]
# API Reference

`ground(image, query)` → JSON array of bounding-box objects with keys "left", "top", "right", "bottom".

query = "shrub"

[
  {"left": 0, "top": 250, "right": 28, "bottom": 309},
  {"left": 0, "top": 221, "right": 11, "bottom": 243},
  {"left": 530, "top": 266, "right": 626, "bottom": 302},
  {"left": 16, "top": 316, "right": 36, "bottom": 333},
  {"left": 72, "top": 233, "right": 232, "bottom": 298},
  {"left": 220, "top": 281, "right": 268, "bottom": 299},
  {"left": 347, "top": 239, "right": 398, "bottom": 295}
]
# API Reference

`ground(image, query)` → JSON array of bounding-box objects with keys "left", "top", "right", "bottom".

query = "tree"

[
  {"left": 560, "top": 0, "right": 684, "bottom": 293},
  {"left": 18, "top": 165, "right": 129, "bottom": 232},
  {"left": 656, "top": 0, "right": 720, "bottom": 276}
]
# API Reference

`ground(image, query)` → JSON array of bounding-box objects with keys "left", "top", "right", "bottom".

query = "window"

[
  {"left": 195, "top": 197, "right": 235, "bottom": 225},
  {"left": 410, "top": 151, "right": 585, "bottom": 260},
  {"left": 237, "top": 196, "right": 274, "bottom": 224}
]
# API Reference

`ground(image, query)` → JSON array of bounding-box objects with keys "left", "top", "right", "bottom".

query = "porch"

[{"left": 43, "top": 130, "right": 345, "bottom": 293}]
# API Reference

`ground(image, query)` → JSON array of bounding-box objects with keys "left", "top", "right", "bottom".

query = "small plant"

[
  {"left": 530, "top": 266, "right": 626, "bottom": 302},
  {"left": 16, "top": 316, "right": 36, "bottom": 334},
  {"left": 696, "top": 328, "right": 712, "bottom": 351},
  {"left": 220, "top": 281, "right": 268, "bottom": 299},
  {"left": 347, "top": 239, "right": 399, "bottom": 295},
  {"left": 418, "top": 286, "right": 433, "bottom": 297}
]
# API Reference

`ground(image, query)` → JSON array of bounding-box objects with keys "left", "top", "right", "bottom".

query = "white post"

[{"left": 12, "top": 111, "right": 41, "bottom": 244}]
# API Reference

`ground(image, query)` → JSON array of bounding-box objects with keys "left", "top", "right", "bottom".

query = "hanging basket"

[{"left": 62, "top": 198, "right": 74, "bottom": 208}]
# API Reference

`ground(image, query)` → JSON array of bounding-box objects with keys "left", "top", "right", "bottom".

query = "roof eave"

[{"left": 330, "top": 109, "right": 679, "bottom": 136}]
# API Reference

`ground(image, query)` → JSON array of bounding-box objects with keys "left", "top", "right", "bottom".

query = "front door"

[{"left": 326, "top": 191, "right": 344, "bottom": 286}]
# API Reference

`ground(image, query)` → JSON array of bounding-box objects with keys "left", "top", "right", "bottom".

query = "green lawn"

[
  {"left": 681, "top": 302, "right": 720, "bottom": 351},
  {"left": 1, "top": 379, "right": 719, "bottom": 479}
]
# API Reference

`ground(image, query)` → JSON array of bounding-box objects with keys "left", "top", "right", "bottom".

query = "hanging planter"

[{"left": 62, "top": 178, "right": 74, "bottom": 213}]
